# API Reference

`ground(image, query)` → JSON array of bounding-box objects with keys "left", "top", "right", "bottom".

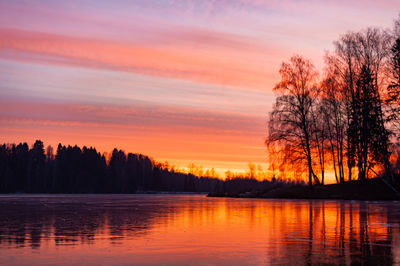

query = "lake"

[{"left": 0, "top": 195, "right": 399, "bottom": 265}]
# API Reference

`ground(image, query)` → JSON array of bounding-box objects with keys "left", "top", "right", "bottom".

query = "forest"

[
  {"left": 0, "top": 140, "right": 218, "bottom": 193},
  {"left": 266, "top": 17, "right": 400, "bottom": 188}
]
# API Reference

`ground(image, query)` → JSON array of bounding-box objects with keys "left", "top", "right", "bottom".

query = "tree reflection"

[
  {"left": 281, "top": 201, "right": 398, "bottom": 265},
  {"left": 0, "top": 196, "right": 172, "bottom": 249}
]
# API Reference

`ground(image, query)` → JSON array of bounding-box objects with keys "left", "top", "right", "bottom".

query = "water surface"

[{"left": 0, "top": 195, "right": 399, "bottom": 265}]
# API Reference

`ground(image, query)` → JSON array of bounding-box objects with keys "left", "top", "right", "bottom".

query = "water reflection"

[
  {"left": 0, "top": 195, "right": 169, "bottom": 249},
  {"left": 0, "top": 195, "right": 399, "bottom": 265},
  {"left": 279, "top": 201, "right": 398, "bottom": 265}
]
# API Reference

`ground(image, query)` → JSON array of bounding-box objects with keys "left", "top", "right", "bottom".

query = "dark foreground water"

[{"left": 0, "top": 195, "right": 399, "bottom": 265}]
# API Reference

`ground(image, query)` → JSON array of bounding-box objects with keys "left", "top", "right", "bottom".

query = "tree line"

[
  {"left": 0, "top": 140, "right": 225, "bottom": 193},
  {"left": 267, "top": 16, "right": 400, "bottom": 187}
]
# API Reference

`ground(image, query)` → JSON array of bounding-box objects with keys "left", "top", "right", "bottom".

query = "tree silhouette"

[
  {"left": 388, "top": 37, "right": 400, "bottom": 138},
  {"left": 267, "top": 23, "right": 400, "bottom": 187},
  {"left": 267, "top": 55, "right": 321, "bottom": 187}
]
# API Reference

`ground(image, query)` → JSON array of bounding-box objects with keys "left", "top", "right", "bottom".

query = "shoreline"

[{"left": 208, "top": 178, "right": 400, "bottom": 201}]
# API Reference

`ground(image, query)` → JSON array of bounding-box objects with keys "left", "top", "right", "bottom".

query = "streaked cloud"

[
  {"left": 0, "top": 28, "right": 280, "bottom": 90},
  {"left": 0, "top": 99, "right": 265, "bottom": 135}
]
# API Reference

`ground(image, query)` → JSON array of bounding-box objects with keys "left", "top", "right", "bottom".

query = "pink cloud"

[
  {"left": 0, "top": 99, "right": 265, "bottom": 136},
  {"left": 0, "top": 28, "right": 280, "bottom": 90}
]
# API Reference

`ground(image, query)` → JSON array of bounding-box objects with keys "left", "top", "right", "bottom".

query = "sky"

[{"left": 0, "top": 0, "right": 399, "bottom": 177}]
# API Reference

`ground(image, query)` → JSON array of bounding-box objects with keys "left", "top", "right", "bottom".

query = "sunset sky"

[{"left": 0, "top": 0, "right": 399, "bottom": 177}]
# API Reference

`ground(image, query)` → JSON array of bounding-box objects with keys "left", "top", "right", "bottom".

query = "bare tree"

[
  {"left": 311, "top": 99, "right": 328, "bottom": 185},
  {"left": 326, "top": 33, "right": 360, "bottom": 182},
  {"left": 320, "top": 75, "right": 346, "bottom": 184},
  {"left": 267, "top": 55, "right": 321, "bottom": 187}
]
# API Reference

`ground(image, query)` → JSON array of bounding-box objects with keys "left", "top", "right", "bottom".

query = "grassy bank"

[{"left": 208, "top": 178, "right": 400, "bottom": 201}]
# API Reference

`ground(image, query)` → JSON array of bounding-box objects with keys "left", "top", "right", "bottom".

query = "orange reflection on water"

[{"left": 0, "top": 195, "right": 399, "bottom": 265}]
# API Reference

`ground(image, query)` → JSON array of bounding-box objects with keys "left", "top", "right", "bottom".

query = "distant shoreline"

[{"left": 208, "top": 178, "right": 400, "bottom": 201}]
